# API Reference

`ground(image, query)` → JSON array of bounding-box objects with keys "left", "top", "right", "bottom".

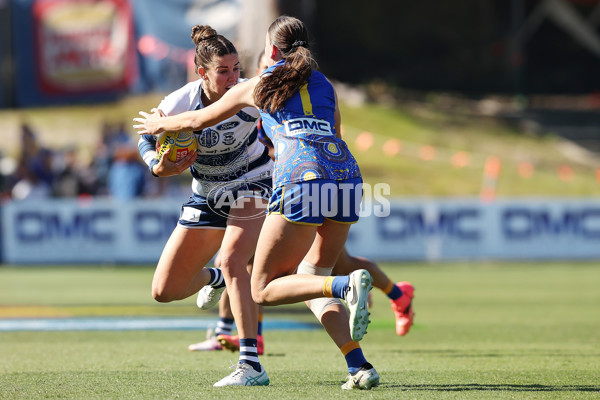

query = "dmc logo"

[
  {"left": 285, "top": 118, "right": 332, "bottom": 135},
  {"left": 206, "top": 181, "right": 272, "bottom": 220},
  {"left": 134, "top": 211, "right": 179, "bottom": 240},
  {"left": 377, "top": 208, "right": 480, "bottom": 240},
  {"left": 15, "top": 211, "right": 113, "bottom": 242},
  {"left": 217, "top": 121, "right": 239, "bottom": 130},
  {"left": 502, "top": 207, "right": 600, "bottom": 239}
]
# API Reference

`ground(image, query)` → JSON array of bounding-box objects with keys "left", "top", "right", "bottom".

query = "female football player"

[
  {"left": 193, "top": 51, "right": 414, "bottom": 356},
  {"left": 137, "top": 24, "right": 271, "bottom": 387},
  {"left": 135, "top": 16, "right": 380, "bottom": 389}
]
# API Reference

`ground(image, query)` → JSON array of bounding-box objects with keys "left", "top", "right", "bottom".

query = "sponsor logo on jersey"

[
  {"left": 222, "top": 132, "right": 235, "bottom": 146},
  {"left": 284, "top": 118, "right": 333, "bottom": 136},
  {"left": 236, "top": 110, "right": 258, "bottom": 122},
  {"left": 199, "top": 129, "right": 220, "bottom": 148},
  {"left": 217, "top": 121, "right": 240, "bottom": 130}
]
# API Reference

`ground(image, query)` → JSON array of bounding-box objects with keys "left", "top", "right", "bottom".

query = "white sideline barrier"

[
  {"left": 1, "top": 198, "right": 599, "bottom": 263},
  {"left": 1, "top": 198, "right": 181, "bottom": 264}
]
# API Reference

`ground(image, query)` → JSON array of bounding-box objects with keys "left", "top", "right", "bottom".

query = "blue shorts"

[
  {"left": 178, "top": 177, "right": 272, "bottom": 229},
  {"left": 267, "top": 178, "right": 363, "bottom": 225}
]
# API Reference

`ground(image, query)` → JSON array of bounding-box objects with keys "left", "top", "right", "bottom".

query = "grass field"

[{"left": 0, "top": 262, "right": 599, "bottom": 399}]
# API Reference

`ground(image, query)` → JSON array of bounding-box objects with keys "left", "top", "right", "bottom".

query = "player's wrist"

[{"left": 149, "top": 159, "right": 160, "bottom": 177}]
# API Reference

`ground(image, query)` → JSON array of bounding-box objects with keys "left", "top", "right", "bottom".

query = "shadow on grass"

[
  {"left": 387, "top": 349, "right": 600, "bottom": 358},
  {"left": 379, "top": 383, "right": 600, "bottom": 392}
]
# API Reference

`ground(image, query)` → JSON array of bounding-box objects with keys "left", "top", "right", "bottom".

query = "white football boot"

[
  {"left": 187, "top": 328, "right": 223, "bottom": 351},
  {"left": 345, "top": 269, "right": 373, "bottom": 341},
  {"left": 213, "top": 363, "right": 270, "bottom": 387},
  {"left": 196, "top": 285, "right": 225, "bottom": 310},
  {"left": 342, "top": 363, "right": 380, "bottom": 390}
]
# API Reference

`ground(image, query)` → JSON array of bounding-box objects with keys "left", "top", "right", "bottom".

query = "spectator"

[
  {"left": 11, "top": 124, "right": 54, "bottom": 200},
  {"left": 107, "top": 141, "right": 146, "bottom": 200},
  {"left": 11, "top": 160, "right": 51, "bottom": 200},
  {"left": 52, "top": 146, "right": 96, "bottom": 197}
]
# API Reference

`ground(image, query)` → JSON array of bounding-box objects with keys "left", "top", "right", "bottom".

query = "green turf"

[{"left": 0, "top": 263, "right": 599, "bottom": 399}]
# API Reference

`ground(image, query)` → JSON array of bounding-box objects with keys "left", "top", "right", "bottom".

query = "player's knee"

[
  {"left": 152, "top": 286, "right": 176, "bottom": 303},
  {"left": 152, "top": 291, "right": 170, "bottom": 303},
  {"left": 308, "top": 297, "right": 342, "bottom": 319},
  {"left": 251, "top": 287, "right": 269, "bottom": 306},
  {"left": 251, "top": 288, "right": 264, "bottom": 305},
  {"left": 349, "top": 256, "right": 377, "bottom": 274},
  {"left": 218, "top": 254, "right": 246, "bottom": 277}
]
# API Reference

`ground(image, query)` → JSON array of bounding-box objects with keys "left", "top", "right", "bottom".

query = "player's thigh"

[
  {"left": 251, "top": 214, "right": 316, "bottom": 292},
  {"left": 331, "top": 247, "right": 353, "bottom": 275},
  {"left": 154, "top": 225, "right": 224, "bottom": 290},
  {"left": 304, "top": 219, "right": 351, "bottom": 268},
  {"left": 219, "top": 196, "right": 267, "bottom": 269}
]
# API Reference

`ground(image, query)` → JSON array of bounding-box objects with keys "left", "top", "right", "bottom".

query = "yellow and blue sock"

[
  {"left": 239, "top": 338, "right": 261, "bottom": 372},
  {"left": 257, "top": 313, "right": 263, "bottom": 336},
  {"left": 341, "top": 341, "right": 368, "bottom": 374},
  {"left": 383, "top": 280, "right": 402, "bottom": 300},
  {"left": 323, "top": 276, "right": 349, "bottom": 299}
]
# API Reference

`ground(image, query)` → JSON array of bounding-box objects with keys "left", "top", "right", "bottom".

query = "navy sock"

[
  {"left": 214, "top": 317, "right": 234, "bottom": 336},
  {"left": 330, "top": 276, "right": 350, "bottom": 299},
  {"left": 239, "top": 338, "right": 261, "bottom": 372},
  {"left": 387, "top": 284, "right": 403, "bottom": 301},
  {"left": 207, "top": 267, "right": 225, "bottom": 288},
  {"left": 345, "top": 348, "right": 368, "bottom": 374}
]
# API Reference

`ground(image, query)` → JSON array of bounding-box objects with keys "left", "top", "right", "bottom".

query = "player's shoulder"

[
  {"left": 159, "top": 80, "right": 202, "bottom": 115},
  {"left": 309, "top": 70, "right": 332, "bottom": 87},
  {"left": 165, "top": 80, "right": 201, "bottom": 100}
]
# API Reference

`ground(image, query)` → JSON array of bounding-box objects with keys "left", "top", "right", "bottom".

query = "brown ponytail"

[
  {"left": 254, "top": 16, "right": 317, "bottom": 112},
  {"left": 190, "top": 24, "right": 237, "bottom": 71}
]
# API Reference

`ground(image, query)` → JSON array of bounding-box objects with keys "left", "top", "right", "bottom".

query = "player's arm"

[
  {"left": 137, "top": 108, "right": 197, "bottom": 177},
  {"left": 134, "top": 77, "right": 259, "bottom": 135}
]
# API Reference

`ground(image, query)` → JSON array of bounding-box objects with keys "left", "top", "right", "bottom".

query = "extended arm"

[{"left": 133, "top": 77, "right": 259, "bottom": 135}]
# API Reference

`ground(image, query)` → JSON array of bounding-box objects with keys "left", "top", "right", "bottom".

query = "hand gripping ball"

[{"left": 155, "top": 131, "right": 197, "bottom": 162}]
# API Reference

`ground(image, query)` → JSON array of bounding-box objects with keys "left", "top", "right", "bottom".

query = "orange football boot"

[
  {"left": 217, "top": 334, "right": 265, "bottom": 355},
  {"left": 390, "top": 282, "right": 415, "bottom": 336}
]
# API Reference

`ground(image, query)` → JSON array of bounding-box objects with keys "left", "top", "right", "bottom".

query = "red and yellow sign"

[{"left": 33, "top": 0, "right": 136, "bottom": 94}]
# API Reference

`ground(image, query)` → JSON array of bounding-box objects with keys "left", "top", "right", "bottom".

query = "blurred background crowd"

[
  {"left": 0, "top": 121, "right": 189, "bottom": 201},
  {"left": 0, "top": 0, "right": 598, "bottom": 202}
]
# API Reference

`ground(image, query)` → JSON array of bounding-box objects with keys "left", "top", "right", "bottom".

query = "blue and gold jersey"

[{"left": 259, "top": 60, "right": 361, "bottom": 188}]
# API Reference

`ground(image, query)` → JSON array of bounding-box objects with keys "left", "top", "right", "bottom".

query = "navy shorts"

[
  {"left": 267, "top": 177, "right": 363, "bottom": 225},
  {"left": 178, "top": 177, "right": 272, "bottom": 229}
]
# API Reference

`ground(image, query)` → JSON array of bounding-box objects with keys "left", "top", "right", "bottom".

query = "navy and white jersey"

[{"left": 138, "top": 79, "right": 273, "bottom": 199}]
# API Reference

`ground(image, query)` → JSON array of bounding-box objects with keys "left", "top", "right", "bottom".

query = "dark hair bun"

[{"left": 191, "top": 24, "right": 218, "bottom": 45}]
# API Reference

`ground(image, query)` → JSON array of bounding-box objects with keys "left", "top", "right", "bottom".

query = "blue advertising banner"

[
  {"left": 2, "top": 198, "right": 600, "bottom": 264},
  {"left": 2, "top": 198, "right": 180, "bottom": 264},
  {"left": 345, "top": 198, "right": 600, "bottom": 261}
]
